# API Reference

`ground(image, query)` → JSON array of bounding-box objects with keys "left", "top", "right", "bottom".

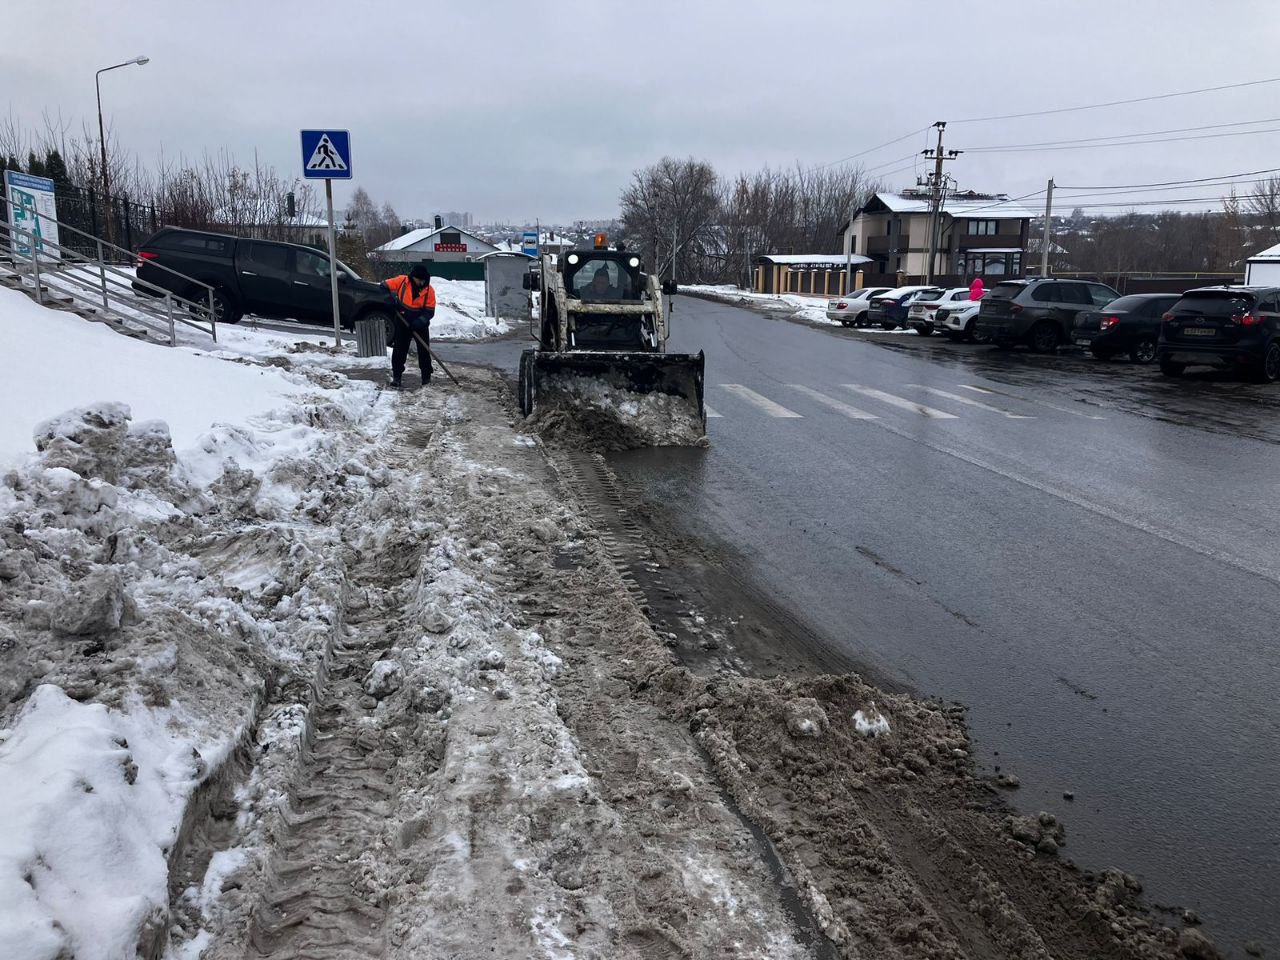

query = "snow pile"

[
  {"left": 0, "top": 686, "right": 205, "bottom": 960},
  {"left": 683, "top": 284, "right": 836, "bottom": 325},
  {"left": 0, "top": 285, "right": 303, "bottom": 468},
  {"left": 530, "top": 373, "right": 707, "bottom": 449},
  {"left": 0, "top": 285, "right": 392, "bottom": 960},
  {"left": 683, "top": 284, "right": 923, "bottom": 334},
  {"left": 430, "top": 279, "right": 516, "bottom": 340},
  {"left": 853, "top": 703, "right": 892, "bottom": 737}
]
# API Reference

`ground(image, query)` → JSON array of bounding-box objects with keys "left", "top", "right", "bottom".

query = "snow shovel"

[{"left": 389, "top": 304, "right": 461, "bottom": 385}]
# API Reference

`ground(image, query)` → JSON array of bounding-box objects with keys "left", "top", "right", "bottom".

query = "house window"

[
  {"left": 966, "top": 219, "right": 998, "bottom": 236},
  {"left": 440, "top": 231, "right": 462, "bottom": 246}
]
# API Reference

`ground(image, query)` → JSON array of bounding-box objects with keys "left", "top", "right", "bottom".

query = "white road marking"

[
  {"left": 787, "top": 384, "right": 878, "bottom": 419},
  {"left": 907, "top": 385, "right": 1034, "bottom": 419},
  {"left": 704, "top": 403, "right": 723, "bottom": 418},
  {"left": 840, "top": 384, "right": 959, "bottom": 419},
  {"left": 959, "top": 383, "right": 1106, "bottom": 420},
  {"left": 719, "top": 385, "right": 803, "bottom": 418}
]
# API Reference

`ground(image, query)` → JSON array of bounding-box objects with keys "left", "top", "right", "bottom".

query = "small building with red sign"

[{"left": 373, "top": 224, "right": 498, "bottom": 265}]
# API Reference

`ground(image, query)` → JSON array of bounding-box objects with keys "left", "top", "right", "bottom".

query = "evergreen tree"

[
  {"left": 26, "top": 151, "right": 47, "bottom": 178},
  {"left": 44, "top": 150, "right": 73, "bottom": 190}
]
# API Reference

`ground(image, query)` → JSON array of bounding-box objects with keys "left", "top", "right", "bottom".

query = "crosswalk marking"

[
  {"left": 704, "top": 403, "right": 723, "bottom": 418},
  {"left": 719, "top": 384, "right": 803, "bottom": 418},
  {"left": 787, "top": 384, "right": 878, "bottom": 419},
  {"left": 840, "top": 384, "right": 958, "bottom": 419},
  {"left": 907, "top": 384, "right": 1034, "bottom": 419},
  {"left": 959, "top": 384, "right": 1106, "bottom": 420}
]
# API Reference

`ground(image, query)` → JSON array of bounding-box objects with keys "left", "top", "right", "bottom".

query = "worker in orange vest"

[{"left": 382, "top": 264, "right": 437, "bottom": 389}]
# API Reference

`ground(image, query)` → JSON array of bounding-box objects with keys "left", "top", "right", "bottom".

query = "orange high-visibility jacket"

[{"left": 385, "top": 275, "right": 437, "bottom": 312}]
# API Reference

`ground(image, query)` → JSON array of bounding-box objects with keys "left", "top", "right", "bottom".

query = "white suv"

[{"left": 937, "top": 301, "right": 987, "bottom": 342}]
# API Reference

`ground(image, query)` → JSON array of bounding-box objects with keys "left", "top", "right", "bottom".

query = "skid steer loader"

[{"left": 518, "top": 235, "right": 706, "bottom": 446}]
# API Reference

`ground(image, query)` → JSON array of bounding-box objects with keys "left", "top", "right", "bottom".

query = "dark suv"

[
  {"left": 975, "top": 278, "right": 1121, "bottom": 352},
  {"left": 134, "top": 228, "right": 393, "bottom": 329},
  {"left": 1071, "top": 293, "right": 1180, "bottom": 363},
  {"left": 1158, "top": 286, "right": 1280, "bottom": 382}
]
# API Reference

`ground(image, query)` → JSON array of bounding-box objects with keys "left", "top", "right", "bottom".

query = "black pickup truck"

[{"left": 134, "top": 227, "right": 394, "bottom": 329}]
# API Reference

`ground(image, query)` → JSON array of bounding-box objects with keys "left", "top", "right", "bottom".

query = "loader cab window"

[{"left": 570, "top": 258, "right": 638, "bottom": 301}]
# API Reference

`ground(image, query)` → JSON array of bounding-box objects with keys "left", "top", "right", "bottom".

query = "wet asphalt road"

[{"left": 436, "top": 300, "right": 1279, "bottom": 955}]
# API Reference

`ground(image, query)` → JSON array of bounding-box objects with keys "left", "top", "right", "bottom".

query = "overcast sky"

[{"left": 8, "top": 0, "right": 1280, "bottom": 224}]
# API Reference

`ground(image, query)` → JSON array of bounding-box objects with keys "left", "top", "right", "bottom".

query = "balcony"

[{"left": 866, "top": 234, "right": 913, "bottom": 255}]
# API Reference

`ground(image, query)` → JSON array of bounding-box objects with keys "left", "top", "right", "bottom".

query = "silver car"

[{"left": 825, "top": 287, "right": 892, "bottom": 327}]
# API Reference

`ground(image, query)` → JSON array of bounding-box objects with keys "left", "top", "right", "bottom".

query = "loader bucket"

[{"left": 519, "top": 349, "right": 707, "bottom": 448}]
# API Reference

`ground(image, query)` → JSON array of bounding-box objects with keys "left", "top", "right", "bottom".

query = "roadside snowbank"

[
  {"left": 682, "top": 284, "right": 836, "bottom": 325},
  {"left": 0, "top": 286, "right": 304, "bottom": 468},
  {"left": 683, "top": 283, "right": 920, "bottom": 334},
  {"left": 0, "top": 287, "right": 391, "bottom": 960}
]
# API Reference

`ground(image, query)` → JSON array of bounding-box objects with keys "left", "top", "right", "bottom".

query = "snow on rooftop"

[
  {"left": 1248, "top": 241, "right": 1280, "bottom": 262},
  {"left": 871, "top": 191, "right": 1035, "bottom": 219},
  {"left": 759, "top": 253, "right": 873, "bottom": 265}
]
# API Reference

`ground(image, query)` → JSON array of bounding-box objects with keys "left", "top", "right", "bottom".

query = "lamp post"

[{"left": 95, "top": 56, "right": 149, "bottom": 205}]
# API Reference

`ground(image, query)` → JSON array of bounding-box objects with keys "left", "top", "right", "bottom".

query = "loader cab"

[{"left": 564, "top": 250, "right": 644, "bottom": 303}]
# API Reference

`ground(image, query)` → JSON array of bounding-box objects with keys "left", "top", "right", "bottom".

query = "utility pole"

[
  {"left": 921, "top": 122, "right": 962, "bottom": 284},
  {"left": 844, "top": 196, "right": 855, "bottom": 295},
  {"left": 1039, "top": 178, "right": 1055, "bottom": 277}
]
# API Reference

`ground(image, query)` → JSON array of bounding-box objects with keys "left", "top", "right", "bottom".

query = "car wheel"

[
  {"left": 966, "top": 319, "right": 989, "bottom": 344},
  {"left": 208, "top": 288, "right": 240, "bottom": 325},
  {"left": 1159, "top": 358, "right": 1186, "bottom": 378},
  {"left": 1255, "top": 340, "right": 1280, "bottom": 383},
  {"left": 917, "top": 323, "right": 934, "bottom": 336},
  {"left": 1091, "top": 347, "right": 1114, "bottom": 361},
  {"left": 880, "top": 320, "right": 898, "bottom": 331},
  {"left": 1029, "top": 320, "right": 1060, "bottom": 353},
  {"left": 1128, "top": 337, "right": 1157, "bottom": 364},
  {"left": 839, "top": 319, "right": 851, "bottom": 327}
]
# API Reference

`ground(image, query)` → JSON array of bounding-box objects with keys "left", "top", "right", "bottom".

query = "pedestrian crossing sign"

[{"left": 300, "top": 129, "right": 352, "bottom": 179}]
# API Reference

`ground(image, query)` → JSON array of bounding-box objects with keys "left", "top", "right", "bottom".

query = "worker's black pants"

[{"left": 392, "top": 315, "right": 431, "bottom": 385}]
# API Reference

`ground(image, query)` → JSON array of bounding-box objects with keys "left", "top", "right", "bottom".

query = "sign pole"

[{"left": 325, "top": 177, "right": 340, "bottom": 348}]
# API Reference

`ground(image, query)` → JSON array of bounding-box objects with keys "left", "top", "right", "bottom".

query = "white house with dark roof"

[{"left": 844, "top": 190, "right": 1036, "bottom": 280}]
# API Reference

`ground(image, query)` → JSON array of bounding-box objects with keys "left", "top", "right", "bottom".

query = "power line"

[
  {"left": 1053, "top": 175, "right": 1280, "bottom": 201},
  {"left": 965, "top": 125, "right": 1280, "bottom": 154},
  {"left": 962, "top": 117, "right": 1280, "bottom": 152},
  {"left": 950, "top": 76, "right": 1280, "bottom": 124},
  {"left": 820, "top": 126, "right": 932, "bottom": 169},
  {"left": 861, "top": 151, "right": 920, "bottom": 174},
  {"left": 1056, "top": 165, "right": 1280, "bottom": 191}
]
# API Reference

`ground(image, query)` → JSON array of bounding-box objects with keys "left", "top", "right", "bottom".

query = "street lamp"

[{"left": 95, "top": 56, "right": 149, "bottom": 202}]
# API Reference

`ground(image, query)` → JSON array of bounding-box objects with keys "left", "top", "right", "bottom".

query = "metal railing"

[{"left": 0, "top": 204, "right": 217, "bottom": 346}]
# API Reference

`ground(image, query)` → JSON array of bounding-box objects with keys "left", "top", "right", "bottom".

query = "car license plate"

[
  {"left": 1183, "top": 327, "right": 1217, "bottom": 337},
  {"left": 1075, "top": 337, "right": 1092, "bottom": 346}
]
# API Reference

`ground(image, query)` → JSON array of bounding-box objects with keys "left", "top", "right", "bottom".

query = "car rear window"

[
  {"left": 989, "top": 282, "right": 1025, "bottom": 299},
  {"left": 154, "top": 232, "right": 230, "bottom": 255},
  {"left": 1171, "top": 292, "right": 1255, "bottom": 317},
  {"left": 1103, "top": 295, "right": 1152, "bottom": 312},
  {"left": 913, "top": 290, "right": 944, "bottom": 303}
]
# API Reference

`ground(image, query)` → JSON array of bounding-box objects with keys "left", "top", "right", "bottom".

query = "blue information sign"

[{"left": 300, "top": 130, "right": 352, "bottom": 180}]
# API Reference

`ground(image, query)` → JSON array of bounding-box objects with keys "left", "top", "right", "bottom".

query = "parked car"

[
  {"left": 906, "top": 287, "right": 971, "bottom": 336},
  {"left": 825, "top": 287, "right": 892, "bottom": 326},
  {"left": 974, "top": 278, "right": 1121, "bottom": 352},
  {"left": 866, "top": 286, "right": 942, "bottom": 331},
  {"left": 1071, "top": 293, "right": 1180, "bottom": 363},
  {"left": 937, "top": 300, "right": 988, "bottom": 342},
  {"left": 1157, "top": 285, "right": 1280, "bottom": 382},
  {"left": 134, "top": 227, "right": 394, "bottom": 330}
]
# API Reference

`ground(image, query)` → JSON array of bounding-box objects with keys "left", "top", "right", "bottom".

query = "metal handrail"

[
  {"left": 1, "top": 219, "right": 216, "bottom": 345},
  {"left": 4, "top": 200, "right": 218, "bottom": 338}
]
